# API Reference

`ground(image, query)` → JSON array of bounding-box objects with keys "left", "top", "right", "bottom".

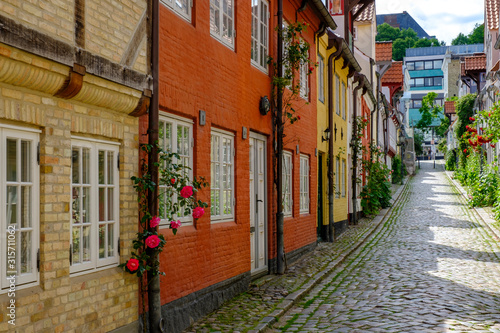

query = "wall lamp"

[{"left": 321, "top": 128, "right": 330, "bottom": 142}]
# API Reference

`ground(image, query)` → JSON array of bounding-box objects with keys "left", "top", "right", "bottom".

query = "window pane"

[
  {"left": 108, "top": 188, "right": 114, "bottom": 221},
  {"left": 82, "top": 148, "right": 90, "bottom": 184},
  {"left": 433, "top": 60, "right": 443, "bottom": 69},
  {"left": 82, "top": 226, "right": 90, "bottom": 262},
  {"left": 99, "top": 188, "right": 105, "bottom": 221},
  {"left": 416, "top": 78, "right": 424, "bottom": 86},
  {"left": 415, "top": 61, "right": 424, "bottom": 70},
  {"left": 99, "top": 150, "right": 105, "bottom": 184},
  {"left": 425, "top": 77, "right": 433, "bottom": 86},
  {"left": 72, "top": 227, "right": 81, "bottom": 263},
  {"left": 21, "top": 186, "right": 31, "bottom": 228},
  {"left": 72, "top": 148, "right": 80, "bottom": 184},
  {"left": 424, "top": 61, "right": 433, "bottom": 69},
  {"left": 7, "top": 186, "right": 17, "bottom": 225},
  {"left": 72, "top": 187, "right": 81, "bottom": 224},
  {"left": 21, "top": 231, "right": 32, "bottom": 274},
  {"left": 99, "top": 225, "right": 105, "bottom": 259},
  {"left": 407, "top": 62, "right": 415, "bottom": 71},
  {"left": 107, "top": 151, "right": 113, "bottom": 185},
  {"left": 21, "top": 140, "right": 31, "bottom": 182},
  {"left": 7, "top": 139, "right": 17, "bottom": 182},
  {"left": 434, "top": 77, "right": 443, "bottom": 86},
  {"left": 108, "top": 224, "right": 114, "bottom": 257}
]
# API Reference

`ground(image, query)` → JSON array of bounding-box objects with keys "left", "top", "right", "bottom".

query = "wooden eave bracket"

[
  {"left": 129, "top": 89, "right": 152, "bottom": 117},
  {"left": 54, "top": 63, "right": 86, "bottom": 99}
]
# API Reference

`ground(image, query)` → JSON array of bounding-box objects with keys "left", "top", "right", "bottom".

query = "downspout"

[
  {"left": 351, "top": 73, "right": 364, "bottom": 225},
  {"left": 147, "top": 0, "right": 161, "bottom": 331},
  {"left": 374, "top": 73, "right": 381, "bottom": 161},
  {"left": 327, "top": 35, "right": 342, "bottom": 242},
  {"left": 276, "top": 0, "right": 285, "bottom": 275}
]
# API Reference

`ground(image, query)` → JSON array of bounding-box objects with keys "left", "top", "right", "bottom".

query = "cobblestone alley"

[{"left": 270, "top": 161, "right": 500, "bottom": 332}]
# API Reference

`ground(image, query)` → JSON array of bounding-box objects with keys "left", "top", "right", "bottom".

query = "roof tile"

[
  {"left": 444, "top": 101, "right": 456, "bottom": 115},
  {"left": 486, "top": 0, "right": 500, "bottom": 30},
  {"left": 464, "top": 54, "right": 487, "bottom": 71},
  {"left": 354, "top": 3, "right": 375, "bottom": 22},
  {"left": 381, "top": 61, "right": 403, "bottom": 84},
  {"left": 376, "top": 41, "right": 393, "bottom": 62}
]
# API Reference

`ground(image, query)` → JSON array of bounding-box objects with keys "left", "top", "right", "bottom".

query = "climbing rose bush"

[{"left": 119, "top": 145, "right": 208, "bottom": 277}]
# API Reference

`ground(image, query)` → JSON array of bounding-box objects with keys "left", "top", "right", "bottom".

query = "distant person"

[{"left": 428, "top": 148, "right": 431, "bottom": 160}]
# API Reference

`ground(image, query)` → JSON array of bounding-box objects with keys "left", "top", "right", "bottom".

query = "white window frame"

[
  {"left": 1, "top": 126, "right": 39, "bottom": 292},
  {"left": 70, "top": 138, "right": 119, "bottom": 275},
  {"left": 211, "top": 129, "right": 235, "bottom": 223},
  {"left": 342, "top": 81, "right": 346, "bottom": 120},
  {"left": 318, "top": 54, "right": 325, "bottom": 103},
  {"left": 335, "top": 74, "right": 340, "bottom": 115},
  {"left": 282, "top": 151, "right": 293, "bottom": 217},
  {"left": 251, "top": 0, "right": 269, "bottom": 72},
  {"left": 299, "top": 155, "right": 309, "bottom": 214},
  {"left": 210, "top": 0, "right": 235, "bottom": 49},
  {"left": 161, "top": 0, "right": 192, "bottom": 22},
  {"left": 342, "top": 159, "right": 346, "bottom": 197},
  {"left": 158, "top": 114, "right": 194, "bottom": 227},
  {"left": 335, "top": 157, "right": 340, "bottom": 198}
]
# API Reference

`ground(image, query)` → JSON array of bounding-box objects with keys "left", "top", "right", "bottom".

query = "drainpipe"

[
  {"left": 327, "top": 35, "right": 342, "bottom": 242},
  {"left": 276, "top": 0, "right": 285, "bottom": 275},
  {"left": 351, "top": 74, "right": 364, "bottom": 225},
  {"left": 147, "top": 0, "right": 161, "bottom": 331}
]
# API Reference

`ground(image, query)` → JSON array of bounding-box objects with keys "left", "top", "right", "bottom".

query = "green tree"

[
  {"left": 451, "top": 23, "right": 484, "bottom": 45},
  {"left": 451, "top": 32, "right": 469, "bottom": 45},
  {"left": 414, "top": 132, "right": 424, "bottom": 156},
  {"left": 415, "top": 92, "right": 444, "bottom": 132},
  {"left": 376, "top": 23, "right": 401, "bottom": 41}
]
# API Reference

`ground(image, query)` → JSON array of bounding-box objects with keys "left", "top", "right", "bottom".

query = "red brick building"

[{"left": 143, "top": 1, "right": 336, "bottom": 331}]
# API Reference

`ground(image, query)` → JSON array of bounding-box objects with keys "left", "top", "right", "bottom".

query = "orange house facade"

[{"left": 143, "top": 1, "right": 336, "bottom": 331}]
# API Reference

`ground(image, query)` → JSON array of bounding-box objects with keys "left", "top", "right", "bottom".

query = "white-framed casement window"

[
  {"left": 70, "top": 138, "right": 119, "bottom": 275},
  {"left": 335, "top": 74, "right": 340, "bottom": 115},
  {"left": 335, "top": 157, "right": 340, "bottom": 198},
  {"left": 282, "top": 151, "right": 293, "bottom": 216},
  {"left": 342, "top": 159, "right": 346, "bottom": 197},
  {"left": 161, "top": 0, "right": 192, "bottom": 22},
  {"left": 1, "top": 126, "right": 39, "bottom": 292},
  {"left": 318, "top": 54, "right": 325, "bottom": 103},
  {"left": 342, "top": 81, "right": 346, "bottom": 120},
  {"left": 211, "top": 129, "right": 234, "bottom": 222},
  {"left": 158, "top": 115, "right": 194, "bottom": 227},
  {"left": 251, "top": 0, "right": 269, "bottom": 72},
  {"left": 210, "top": 0, "right": 235, "bottom": 49},
  {"left": 299, "top": 41, "right": 309, "bottom": 99},
  {"left": 299, "top": 155, "right": 309, "bottom": 214}
]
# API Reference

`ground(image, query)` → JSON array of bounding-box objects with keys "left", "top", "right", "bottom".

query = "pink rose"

[
  {"left": 170, "top": 220, "right": 182, "bottom": 229},
  {"left": 150, "top": 216, "right": 161, "bottom": 228},
  {"left": 126, "top": 258, "right": 139, "bottom": 272},
  {"left": 180, "top": 186, "right": 193, "bottom": 198},
  {"left": 145, "top": 235, "right": 161, "bottom": 248},
  {"left": 192, "top": 207, "right": 205, "bottom": 219}
]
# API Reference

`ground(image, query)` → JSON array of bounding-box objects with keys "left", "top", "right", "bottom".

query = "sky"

[{"left": 376, "top": 0, "right": 484, "bottom": 45}]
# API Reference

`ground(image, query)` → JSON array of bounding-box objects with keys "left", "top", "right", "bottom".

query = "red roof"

[
  {"left": 354, "top": 3, "right": 375, "bottom": 22},
  {"left": 486, "top": 0, "right": 500, "bottom": 30},
  {"left": 376, "top": 42, "right": 393, "bottom": 62},
  {"left": 444, "top": 101, "right": 456, "bottom": 115},
  {"left": 381, "top": 61, "right": 403, "bottom": 84},
  {"left": 464, "top": 54, "right": 487, "bottom": 71}
]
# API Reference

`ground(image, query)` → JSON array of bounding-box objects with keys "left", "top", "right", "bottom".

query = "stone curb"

[
  {"left": 250, "top": 176, "right": 412, "bottom": 332},
  {"left": 445, "top": 169, "right": 500, "bottom": 243}
]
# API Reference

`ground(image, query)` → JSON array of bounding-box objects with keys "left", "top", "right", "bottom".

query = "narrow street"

[{"left": 270, "top": 161, "right": 500, "bottom": 332}]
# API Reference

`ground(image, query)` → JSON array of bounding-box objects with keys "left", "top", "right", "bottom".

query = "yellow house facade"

[{"left": 316, "top": 30, "right": 356, "bottom": 241}]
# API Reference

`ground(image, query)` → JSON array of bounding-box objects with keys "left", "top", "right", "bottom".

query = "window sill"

[
  {"left": 251, "top": 61, "right": 269, "bottom": 75},
  {"left": 70, "top": 263, "right": 120, "bottom": 278}
]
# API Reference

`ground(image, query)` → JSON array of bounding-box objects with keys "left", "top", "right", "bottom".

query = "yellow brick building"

[
  {"left": 0, "top": 1, "right": 150, "bottom": 331},
  {"left": 316, "top": 30, "right": 360, "bottom": 241}
]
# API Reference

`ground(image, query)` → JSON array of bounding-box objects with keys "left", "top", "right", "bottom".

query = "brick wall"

[
  {"left": 0, "top": 44, "right": 140, "bottom": 333},
  {"left": 152, "top": 0, "right": 321, "bottom": 312}
]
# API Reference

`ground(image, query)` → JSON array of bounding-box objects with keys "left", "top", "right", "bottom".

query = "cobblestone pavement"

[{"left": 270, "top": 161, "right": 500, "bottom": 332}]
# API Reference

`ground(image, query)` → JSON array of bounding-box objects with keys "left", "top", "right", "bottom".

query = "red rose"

[
  {"left": 491, "top": 144, "right": 496, "bottom": 148},
  {"left": 192, "top": 207, "right": 205, "bottom": 219},
  {"left": 297, "top": 115, "right": 301, "bottom": 120},
  {"left": 180, "top": 186, "right": 193, "bottom": 198},
  {"left": 126, "top": 258, "right": 139, "bottom": 272},
  {"left": 309, "top": 66, "right": 314, "bottom": 72},
  {"left": 463, "top": 149, "right": 467, "bottom": 153},
  {"left": 145, "top": 235, "right": 161, "bottom": 248},
  {"left": 170, "top": 178, "right": 175, "bottom": 185},
  {"left": 469, "top": 117, "right": 475, "bottom": 121}
]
